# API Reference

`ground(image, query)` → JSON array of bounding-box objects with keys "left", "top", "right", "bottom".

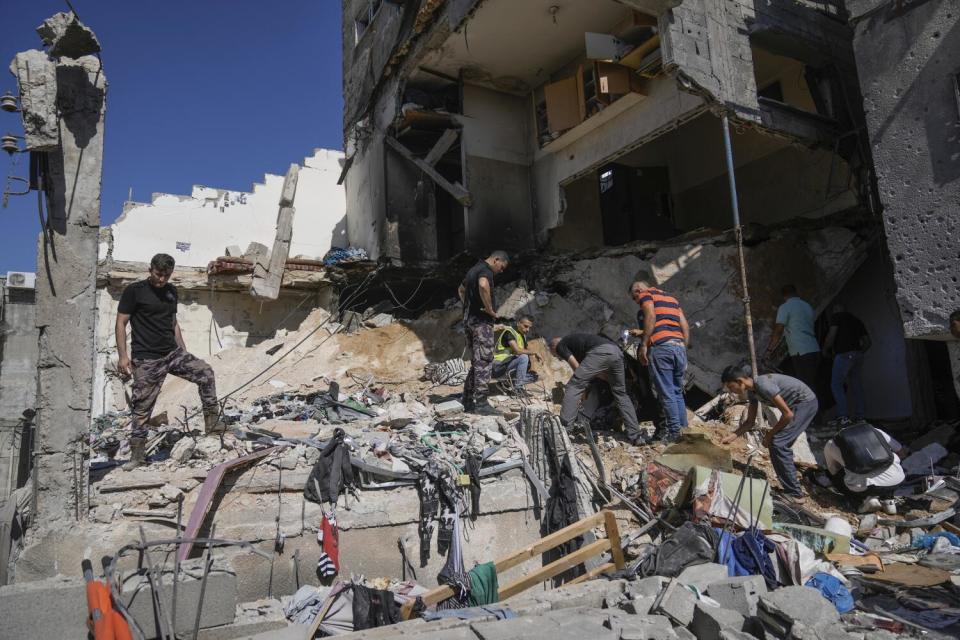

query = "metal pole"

[{"left": 721, "top": 113, "right": 759, "bottom": 376}]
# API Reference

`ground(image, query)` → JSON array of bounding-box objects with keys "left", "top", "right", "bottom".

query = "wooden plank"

[
  {"left": 604, "top": 510, "right": 626, "bottom": 570},
  {"left": 545, "top": 75, "right": 582, "bottom": 133},
  {"left": 384, "top": 136, "right": 472, "bottom": 206},
  {"left": 498, "top": 538, "right": 611, "bottom": 601},
  {"left": 566, "top": 562, "right": 616, "bottom": 586},
  {"left": 423, "top": 128, "right": 459, "bottom": 166},
  {"left": 619, "top": 35, "right": 661, "bottom": 70},
  {"left": 492, "top": 511, "right": 606, "bottom": 574}
]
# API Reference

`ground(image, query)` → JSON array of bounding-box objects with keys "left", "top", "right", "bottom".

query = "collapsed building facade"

[{"left": 0, "top": 3, "right": 959, "bottom": 639}]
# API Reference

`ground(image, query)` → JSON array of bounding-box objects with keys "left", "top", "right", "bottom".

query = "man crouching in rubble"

[
  {"left": 550, "top": 333, "right": 645, "bottom": 445},
  {"left": 720, "top": 362, "right": 817, "bottom": 500},
  {"left": 458, "top": 250, "right": 509, "bottom": 412},
  {"left": 115, "top": 253, "right": 223, "bottom": 470}
]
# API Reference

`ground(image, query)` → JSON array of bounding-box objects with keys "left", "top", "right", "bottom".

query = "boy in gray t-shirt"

[{"left": 720, "top": 363, "right": 819, "bottom": 499}]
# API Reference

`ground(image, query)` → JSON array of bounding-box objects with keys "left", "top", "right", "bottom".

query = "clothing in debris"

[
  {"left": 464, "top": 453, "right": 482, "bottom": 521},
  {"left": 542, "top": 427, "right": 582, "bottom": 560},
  {"left": 824, "top": 424, "right": 903, "bottom": 493},
  {"left": 638, "top": 521, "right": 719, "bottom": 578},
  {"left": 118, "top": 279, "right": 180, "bottom": 359},
  {"left": 422, "top": 606, "right": 516, "bottom": 621},
  {"left": 436, "top": 507, "right": 471, "bottom": 609},
  {"left": 558, "top": 338, "right": 642, "bottom": 440},
  {"left": 462, "top": 260, "right": 496, "bottom": 323},
  {"left": 634, "top": 288, "right": 685, "bottom": 346},
  {"left": 467, "top": 562, "right": 499, "bottom": 607},
  {"left": 304, "top": 428, "right": 355, "bottom": 504},
  {"left": 352, "top": 584, "right": 401, "bottom": 630},
  {"left": 317, "top": 513, "right": 340, "bottom": 578},
  {"left": 416, "top": 462, "right": 441, "bottom": 567},
  {"left": 805, "top": 572, "right": 854, "bottom": 613},
  {"left": 729, "top": 527, "right": 778, "bottom": 590},
  {"left": 462, "top": 317, "right": 494, "bottom": 407},
  {"left": 129, "top": 348, "right": 217, "bottom": 439}
]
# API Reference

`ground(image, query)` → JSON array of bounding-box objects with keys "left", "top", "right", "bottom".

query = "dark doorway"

[{"left": 598, "top": 163, "right": 675, "bottom": 245}]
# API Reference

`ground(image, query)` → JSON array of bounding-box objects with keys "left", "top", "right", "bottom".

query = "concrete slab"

[
  {"left": 197, "top": 599, "right": 289, "bottom": 640},
  {"left": 0, "top": 574, "right": 88, "bottom": 640},
  {"left": 690, "top": 602, "right": 745, "bottom": 640},
  {"left": 652, "top": 578, "right": 697, "bottom": 626},
  {"left": 757, "top": 586, "right": 840, "bottom": 638},
  {"left": 677, "top": 563, "right": 729, "bottom": 593},
  {"left": 706, "top": 576, "right": 767, "bottom": 617}
]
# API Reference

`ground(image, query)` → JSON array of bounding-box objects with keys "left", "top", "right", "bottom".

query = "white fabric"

[{"left": 823, "top": 429, "right": 904, "bottom": 492}]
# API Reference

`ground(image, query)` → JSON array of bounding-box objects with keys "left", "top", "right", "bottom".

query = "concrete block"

[
  {"left": 690, "top": 602, "right": 746, "bottom": 640},
  {"left": 706, "top": 576, "right": 767, "bottom": 617},
  {"left": 606, "top": 612, "right": 676, "bottom": 640},
  {"left": 538, "top": 578, "right": 626, "bottom": 610},
  {"left": 627, "top": 575, "right": 667, "bottom": 599},
  {"left": 619, "top": 595, "right": 655, "bottom": 615},
  {"left": 719, "top": 631, "right": 759, "bottom": 640},
  {"left": 675, "top": 627, "right": 698, "bottom": 640},
  {"left": 225, "top": 245, "right": 243, "bottom": 257},
  {"left": 652, "top": 578, "right": 697, "bottom": 626},
  {"left": 123, "top": 556, "right": 238, "bottom": 638},
  {"left": 757, "top": 586, "right": 839, "bottom": 638},
  {"left": 435, "top": 400, "right": 464, "bottom": 416},
  {"left": 198, "top": 599, "right": 288, "bottom": 640},
  {"left": 0, "top": 575, "right": 88, "bottom": 640},
  {"left": 471, "top": 616, "right": 558, "bottom": 640},
  {"left": 678, "top": 563, "right": 729, "bottom": 593}
]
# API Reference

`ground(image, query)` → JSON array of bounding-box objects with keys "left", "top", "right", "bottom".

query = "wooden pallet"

[{"left": 399, "top": 509, "right": 625, "bottom": 620}]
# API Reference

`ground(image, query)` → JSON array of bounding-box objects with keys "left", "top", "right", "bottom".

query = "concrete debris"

[
  {"left": 690, "top": 602, "right": 746, "bottom": 640},
  {"left": 653, "top": 578, "right": 698, "bottom": 626},
  {"left": 435, "top": 399, "right": 465, "bottom": 416},
  {"left": 8, "top": 50, "right": 59, "bottom": 150},
  {"left": 706, "top": 576, "right": 767, "bottom": 617},
  {"left": 170, "top": 436, "right": 197, "bottom": 463},
  {"left": 363, "top": 312, "right": 394, "bottom": 328},
  {"left": 36, "top": 12, "right": 102, "bottom": 57},
  {"left": 677, "top": 563, "right": 729, "bottom": 593}
]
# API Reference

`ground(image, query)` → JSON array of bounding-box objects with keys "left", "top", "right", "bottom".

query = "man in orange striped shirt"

[{"left": 630, "top": 282, "right": 690, "bottom": 443}]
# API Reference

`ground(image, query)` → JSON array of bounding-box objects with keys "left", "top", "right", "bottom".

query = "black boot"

[
  {"left": 203, "top": 407, "right": 227, "bottom": 434},
  {"left": 122, "top": 437, "right": 147, "bottom": 471}
]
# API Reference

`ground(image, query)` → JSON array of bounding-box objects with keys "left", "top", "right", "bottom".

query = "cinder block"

[
  {"left": 706, "top": 575, "right": 767, "bottom": 617},
  {"left": 690, "top": 602, "right": 745, "bottom": 640},
  {"left": 627, "top": 575, "right": 667, "bottom": 599},
  {"left": 0, "top": 575, "right": 88, "bottom": 640},
  {"left": 123, "top": 556, "right": 238, "bottom": 638},
  {"left": 653, "top": 578, "right": 697, "bottom": 626},
  {"left": 606, "top": 612, "right": 676, "bottom": 640},
  {"left": 678, "top": 563, "right": 729, "bottom": 593},
  {"left": 198, "top": 599, "right": 287, "bottom": 640},
  {"left": 758, "top": 586, "right": 840, "bottom": 637}
]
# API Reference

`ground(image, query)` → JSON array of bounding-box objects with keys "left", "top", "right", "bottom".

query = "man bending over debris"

[
  {"left": 116, "top": 253, "right": 223, "bottom": 470},
  {"left": 493, "top": 315, "right": 540, "bottom": 389},
  {"left": 822, "top": 422, "right": 906, "bottom": 510},
  {"left": 720, "top": 362, "right": 818, "bottom": 500},
  {"left": 550, "top": 333, "right": 644, "bottom": 445},
  {"left": 630, "top": 281, "right": 690, "bottom": 442},
  {"left": 458, "top": 250, "right": 509, "bottom": 412}
]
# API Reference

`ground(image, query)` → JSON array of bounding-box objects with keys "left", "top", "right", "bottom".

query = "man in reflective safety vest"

[{"left": 492, "top": 315, "right": 540, "bottom": 388}]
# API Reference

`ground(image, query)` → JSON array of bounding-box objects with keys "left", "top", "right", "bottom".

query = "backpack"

[{"left": 835, "top": 422, "right": 894, "bottom": 475}]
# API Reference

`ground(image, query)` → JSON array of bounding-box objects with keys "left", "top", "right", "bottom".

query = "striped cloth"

[{"left": 636, "top": 288, "right": 685, "bottom": 345}]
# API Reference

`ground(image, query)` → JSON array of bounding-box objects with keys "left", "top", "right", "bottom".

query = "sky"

[{"left": 0, "top": 0, "right": 344, "bottom": 273}]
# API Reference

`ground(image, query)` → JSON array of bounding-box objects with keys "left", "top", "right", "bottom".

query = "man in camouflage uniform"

[
  {"left": 458, "top": 250, "right": 509, "bottom": 412},
  {"left": 116, "top": 253, "right": 224, "bottom": 470}
]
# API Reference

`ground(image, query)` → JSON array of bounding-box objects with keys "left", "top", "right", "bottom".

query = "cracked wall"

[{"left": 850, "top": 0, "right": 960, "bottom": 338}]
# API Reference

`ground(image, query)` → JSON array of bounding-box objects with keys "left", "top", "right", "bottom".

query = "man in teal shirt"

[{"left": 764, "top": 284, "right": 819, "bottom": 393}]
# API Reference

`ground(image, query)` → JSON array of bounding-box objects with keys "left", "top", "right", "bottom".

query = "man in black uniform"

[
  {"left": 457, "top": 251, "right": 509, "bottom": 412},
  {"left": 115, "top": 253, "right": 222, "bottom": 470},
  {"left": 822, "top": 304, "right": 871, "bottom": 427},
  {"left": 549, "top": 333, "right": 643, "bottom": 444}
]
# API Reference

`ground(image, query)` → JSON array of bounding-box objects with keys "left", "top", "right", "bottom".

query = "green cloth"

[{"left": 467, "top": 562, "right": 499, "bottom": 606}]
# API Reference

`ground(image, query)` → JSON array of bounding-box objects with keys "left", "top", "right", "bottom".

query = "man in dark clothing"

[
  {"left": 721, "top": 363, "right": 818, "bottom": 499},
  {"left": 822, "top": 304, "right": 871, "bottom": 426},
  {"left": 549, "top": 333, "right": 643, "bottom": 444},
  {"left": 457, "top": 250, "right": 509, "bottom": 411},
  {"left": 116, "top": 253, "right": 222, "bottom": 470},
  {"left": 950, "top": 309, "right": 960, "bottom": 340}
]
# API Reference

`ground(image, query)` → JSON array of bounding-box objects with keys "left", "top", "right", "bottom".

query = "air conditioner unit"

[{"left": 5, "top": 272, "right": 36, "bottom": 289}]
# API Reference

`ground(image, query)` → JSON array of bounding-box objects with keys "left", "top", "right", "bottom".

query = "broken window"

[
  {"left": 751, "top": 46, "right": 820, "bottom": 115},
  {"left": 354, "top": 0, "right": 384, "bottom": 45}
]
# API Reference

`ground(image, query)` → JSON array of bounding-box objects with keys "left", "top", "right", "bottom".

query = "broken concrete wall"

[
  {"left": 517, "top": 225, "right": 868, "bottom": 394},
  {"left": 849, "top": 0, "right": 960, "bottom": 339},
  {"left": 532, "top": 78, "right": 706, "bottom": 244},
  {"left": 92, "top": 286, "right": 332, "bottom": 417},
  {"left": 101, "top": 149, "right": 347, "bottom": 268},
  {"left": 0, "top": 278, "right": 38, "bottom": 500},
  {"left": 461, "top": 84, "right": 535, "bottom": 253}
]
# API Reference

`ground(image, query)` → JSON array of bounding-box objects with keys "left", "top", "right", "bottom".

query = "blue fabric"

[
  {"left": 805, "top": 573, "right": 854, "bottom": 613},
  {"left": 647, "top": 342, "right": 688, "bottom": 433},
  {"left": 776, "top": 297, "right": 819, "bottom": 356},
  {"left": 492, "top": 354, "right": 533, "bottom": 386},
  {"left": 912, "top": 532, "right": 960, "bottom": 550},
  {"left": 730, "top": 527, "right": 778, "bottom": 590},
  {"left": 323, "top": 247, "right": 369, "bottom": 266},
  {"left": 831, "top": 351, "right": 865, "bottom": 419},
  {"left": 715, "top": 530, "right": 751, "bottom": 578}
]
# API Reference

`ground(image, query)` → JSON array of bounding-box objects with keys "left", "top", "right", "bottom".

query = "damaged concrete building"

[{"left": 339, "top": 0, "right": 951, "bottom": 421}]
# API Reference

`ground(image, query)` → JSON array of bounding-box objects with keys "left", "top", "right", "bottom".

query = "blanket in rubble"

[
  {"left": 637, "top": 521, "right": 719, "bottom": 578},
  {"left": 304, "top": 427, "right": 355, "bottom": 504}
]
